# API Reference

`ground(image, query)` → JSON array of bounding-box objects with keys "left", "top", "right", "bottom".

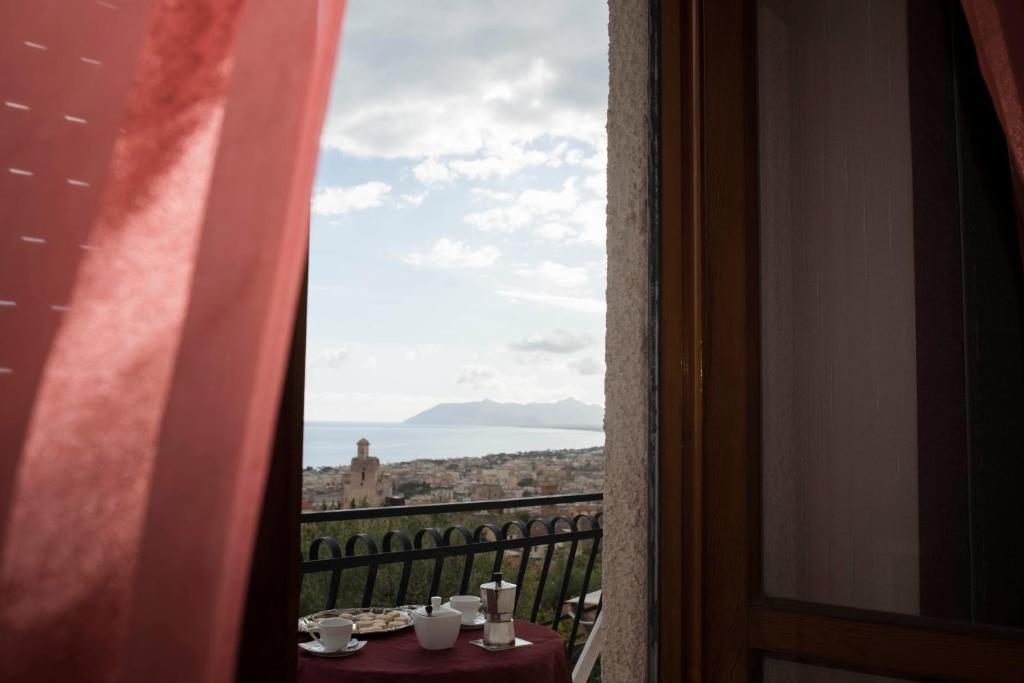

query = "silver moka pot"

[{"left": 480, "top": 571, "right": 517, "bottom": 646}]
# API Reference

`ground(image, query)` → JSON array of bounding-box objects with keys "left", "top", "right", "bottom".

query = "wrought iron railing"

[{"left": 299, "top": 492, "right": 603, "bottom": 657}]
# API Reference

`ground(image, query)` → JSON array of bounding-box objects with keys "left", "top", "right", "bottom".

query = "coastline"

[
  {"left": 306, "top": 419, "right": 604, "bottom": 432},
  {"left": 303, "top": 421, "right": 605, "bottom": 468}
]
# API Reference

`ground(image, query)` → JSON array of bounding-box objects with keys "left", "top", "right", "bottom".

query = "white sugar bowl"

[{"left": 412, "top": 596, "right": 462, "bottom": 650}]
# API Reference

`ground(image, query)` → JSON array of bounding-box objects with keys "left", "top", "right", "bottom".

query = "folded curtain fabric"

[
  {"left": 961, "top": 0, "right": 1024, "bottom": 260},
  {"left": 0, "top": 1, "right": 344, "bottom": 681}
]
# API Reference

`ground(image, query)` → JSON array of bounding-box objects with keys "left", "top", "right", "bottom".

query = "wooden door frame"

[
  {"left": 656, "top": 0, "right": 758, "bottom": 679},
  {"left": 655, "top": 0, "right": 1024, "bottom": 681}
]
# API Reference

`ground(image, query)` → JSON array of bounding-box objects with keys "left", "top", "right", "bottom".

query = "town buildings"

[{"left": 302, "top": 445, "right": 604, "bottom": 510}]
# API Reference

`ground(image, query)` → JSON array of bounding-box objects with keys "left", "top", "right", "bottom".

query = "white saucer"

[
  {"left": 299, "top": 638, "right": 365, "bottom": 658},
  {"left": 441, "top": 602, "right": 485, "bottom": 629},
  {"left": 459, "top": 614, "right": 486, "bottom": 629}
]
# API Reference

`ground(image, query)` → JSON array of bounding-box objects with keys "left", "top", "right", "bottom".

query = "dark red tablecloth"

[{"left": 297, "top": 620, "right": 572, "bottom": 683}]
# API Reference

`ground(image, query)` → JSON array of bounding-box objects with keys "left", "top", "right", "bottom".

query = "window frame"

[{"left": 655, "top": 0, "right": 1024, "bottom": 681}]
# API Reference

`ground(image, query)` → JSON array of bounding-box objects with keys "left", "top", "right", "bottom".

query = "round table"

[{"left": 297, "top": 620, "right": 573, "bottom": 683}]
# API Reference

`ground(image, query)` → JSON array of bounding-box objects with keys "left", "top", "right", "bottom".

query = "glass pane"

[
  {"left": 758, "top": 0, "right": 1024, "bottom": 626},
  {"left": 759, "top": 0, "right": 919, "bottom": 616},
  {"left": 764, "top": 659, "right": 919, "bottom": 683}
]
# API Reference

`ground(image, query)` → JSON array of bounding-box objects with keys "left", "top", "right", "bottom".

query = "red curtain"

[
  {"left": 0, "top": 1, "right": 344, "bottom": 681},
  {"left": 961, "top": 0, "right": 1024, "bottom": 255}
]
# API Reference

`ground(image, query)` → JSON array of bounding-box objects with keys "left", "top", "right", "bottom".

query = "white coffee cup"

[
  {"left": 449, "top": 595, "right": 482, "bottom": 624},
  {"left": 309, "top": 617, "right": 353, "bottom": 651}
]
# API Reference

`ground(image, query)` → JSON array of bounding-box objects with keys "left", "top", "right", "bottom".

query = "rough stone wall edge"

[{"left": 604, "top": 0, "right": 652, "bottom": 681}]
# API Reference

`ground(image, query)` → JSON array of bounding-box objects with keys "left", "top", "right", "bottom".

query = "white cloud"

[
  {"left": 412, "top": 158, "right": 453, "bottom": 185},
  {"left": 581, "top": 145, "right": 607, "bottom": 171},
  {"left": 513, "top": 262, "right": 588, "bottom": 289},
  {"left": 536, "top": 222, "right": 575, "bottom": 240},
  {"left": 445, "top": 137, "right": 565, "bottom": 181},
  {"left": 312, "top": 347, "right": 350, "bottom": 368},
  {"left": 404, "top": 238, "right": 501, "bottom": 269},
  {"left": 464, "top": 177, "right": 580, "bottom": 233},
  {"left": 455, "top": 364, "right": 498, "bottom": 389},
  {"left": 463, "top": 177, "right": 605, "bottom": 247},
  {"left": 481, "top": 58, "right": 557, "bottom": 103},
  {"left": 304, "top": 391, "right": 452, "bottom": 422},
  {"left": 463, "top": 205, "right": 531, "bottom": 233},
  {"left": 361, "top": 356, "right": 379, "bottom": 369},
  {"left": 404, "top": 344, "right": 439, "bottom": 361},
  {"left": 584, "top": 173, "right": 605, "bottom": 196},
  {"left": 509, "top": 329, "right": 592, "bottom": 354},
  {"left": 497, "top": 288, "right": 605, "bottom": 314},
  {"left": 570, "top": 356, "right": 604, "bottom": 375},
  {"left": 448, "top": 153, "right": 541, "bottom": 180},
  {"left": 570, "top": 198, "right": 606, "bottom": 246},
  {"left": 565, "top": 148, "right": 586, "bottom": 165},
  {"left": 450, "top": 363, "right": 588, "bottom": 402},
  {"left": 304, "top": 2, "right": 610, "bottom": 419},
  {"left": 311, "top": 181, "right": 391, "bottom": 216},
  {"left": 519, "top": 178, "right": 582, "bottom": 215},
  {"left": 322, "top": 49, "right": 606, "bottom": 164},
  {"left": 319, "top": 3, "right": 608, "bottom": 194},
  {"left": 471, "top": 188, "right": 515, "bottom": 203}
]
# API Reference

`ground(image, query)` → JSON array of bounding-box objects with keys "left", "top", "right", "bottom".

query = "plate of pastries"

[{"left": 299, "top": 607, "right": 414, "bottom": 636}]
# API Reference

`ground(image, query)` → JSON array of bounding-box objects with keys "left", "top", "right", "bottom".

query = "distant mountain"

[{"left": 404, "top": 398, "right": 604, "bottom": 431}]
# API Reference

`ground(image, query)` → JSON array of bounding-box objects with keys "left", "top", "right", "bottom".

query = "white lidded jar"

[{"left": 411, "top": 596, "right": 461, "bottom": 650}]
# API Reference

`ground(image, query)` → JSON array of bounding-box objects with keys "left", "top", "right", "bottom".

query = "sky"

[{"left": 304, "top": 1, "right": 609, "bottom": 423}]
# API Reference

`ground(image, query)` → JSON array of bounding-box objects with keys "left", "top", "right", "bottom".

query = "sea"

[{"left": 303, "top": 421, "right": 605, "bottom": 468}]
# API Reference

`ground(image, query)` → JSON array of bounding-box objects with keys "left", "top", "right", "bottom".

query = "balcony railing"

[{"left": 299, "top": 492, "right": 603, "bottom": 658}]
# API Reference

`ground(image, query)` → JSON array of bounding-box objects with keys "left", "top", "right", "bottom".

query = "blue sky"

[{"left": 305, "top": 1, "right": 609, "bottom": 422}]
